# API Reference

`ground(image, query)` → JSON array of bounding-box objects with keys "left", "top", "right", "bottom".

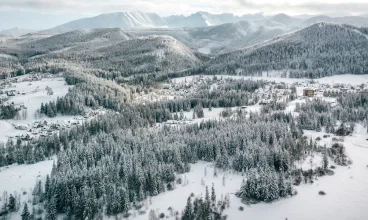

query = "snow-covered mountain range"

[
  {"left": 42, "top": 11, "right": 368, "bottom": 34},
  {"left": 44, "top": 12, "right": 167, "bottom": 33},
  {"left": 1, "top": 13, "right": 368, "bottom": 78}
]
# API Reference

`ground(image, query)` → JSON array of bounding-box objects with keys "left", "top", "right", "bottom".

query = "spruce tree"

[
  {"left": 21, "top": 203, "right": 31, "bottom": 220},
  {"left": 322, "top": 148, "right": 329, "bottom": 170},
  {"left": 8, "top": 194, "right": 16, "bottom": 212},
  {"left": 46, "top": 196, "right": 57, "bottom": 220},
  {"left": 149, "top": 209, "right": 157, "bottom": 220},
  {"left": 211, "top": 183, "right": 216, "bottom": 204},
  {"left": 182, "top": 197, "right": 193, "bottom": 220}
]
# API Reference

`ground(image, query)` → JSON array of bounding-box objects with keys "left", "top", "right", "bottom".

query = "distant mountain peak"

[{"left": 0, "top": 27, "right": 35, "bottom": 37}]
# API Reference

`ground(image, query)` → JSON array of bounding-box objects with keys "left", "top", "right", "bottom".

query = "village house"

[
  {"left": 6, "top": 90, "right": 16, "bottom": 96},
  {"left": 303, "top": 88, "right": 317, "bottom": 97}
]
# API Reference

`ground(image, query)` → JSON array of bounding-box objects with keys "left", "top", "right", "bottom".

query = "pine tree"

[
  {"left": 211, "top": 183, "right": 216, "bottom": 204},
  {"left": 322, "top": 148, "right": 329, "bottom": 170},
  {"left": 316, "top": 121, "right": 321, "bottom": 132},
  {"left": 195, "top": 104, "right": 204, "bottom": 118},
  {"left": 46, "top": 196, "right": 57, "bottom": 220},
  {"left": 204, "top": 186, "right": 211, "bottom": 218},
  {"left": 8, "top": 194, "right": 16, "bottom": 212},
  {"left": 149, "top": 209, "right": 157, "bottom": 220},
  {"left": 182, "top": 197, "right": 193, "bottom": 220},
  {"left": 40, "top": 103, "right": 45, "bottom": 114},
  {"left": 179, "top": 110, "right": 184, "bottom": 120},
  {"left": 21, "top": 203, "right": 31, "bottom": 220},
  {"left": 224, "top": 193, "right": 230, "bottom": 208},
  {"left": 45, "top": 175, "right": 51, "bottom": 200}
]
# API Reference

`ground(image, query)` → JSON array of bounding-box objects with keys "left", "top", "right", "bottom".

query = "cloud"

[
  {"left": 235, "top": 0, "right": 368, "bottom": 15},
  {"left": 301, "top": 2, "right": 368, "bottom": 14},
  {"left": 0, "top": 0, "right": 367, "bottom": 16}
]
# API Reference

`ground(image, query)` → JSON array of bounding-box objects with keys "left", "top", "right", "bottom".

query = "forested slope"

[{"left": 190, "top": 23, "right": 368, "bottom": 78}]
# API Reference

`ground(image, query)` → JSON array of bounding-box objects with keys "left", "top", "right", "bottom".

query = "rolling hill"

[
  {"left": 193, "top": 23, "right": 368, "bottom": 78},
  {"left": 303, "top": 15, "right": 368, "bottom": 27}
]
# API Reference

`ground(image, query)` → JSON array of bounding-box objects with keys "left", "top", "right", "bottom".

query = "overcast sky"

[{"left": 0, "top": 0, "right": 367, "bottom": 30}]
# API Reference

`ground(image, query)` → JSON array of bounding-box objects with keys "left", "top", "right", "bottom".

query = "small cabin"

[
  {"left": 162, "top": 84, "right": 171, "bottom": 89},
  {"left": 259, "top": 99, "right": 271, "bottom": 105},
  {"left": 303, "top": 88, "right": 317, "bottom": 97},
  {"left": 6, "top": 90, "right": 16, "bottom": 96}
]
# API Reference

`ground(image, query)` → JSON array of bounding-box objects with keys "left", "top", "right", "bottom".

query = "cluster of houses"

[
  {"left": 0, "top": 89, "right": 26, "bottom": 97},
  {"left": 9, "top": 109, "right": 105, "bottom": 141},
  {"left": 300, "top": 82, "right": 368, "bottom": 97},
  {"left": 133, "top": 76, "right": 297, "bottom": 106},
  {"left": 133, "top": 77, "right": 233, "bottom": 104},
  {"left": 255, "top": 84, "right": 293, "bottom": 105},
  {"left": 12, "top": 119, "right": 81, "bottom": 140}
]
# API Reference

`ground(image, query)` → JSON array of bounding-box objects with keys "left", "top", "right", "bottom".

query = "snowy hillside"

[
  {"left": 303, "top": 15, "right": 368, "bottom": 27},
  {"left": 0, "top": 28, "right": 131, "bottom": 59},
  {"left": 7, "top": 33, "right": 204, "bottom": 78},
  {"left": 77, "top": 35, "right": 203, "bottom": 75},
  {"left": 193, "top": 23, "right": 368, "bottom": 78},
  {"left": 187, "top": 20, "right": 293, "bottom": 54}
]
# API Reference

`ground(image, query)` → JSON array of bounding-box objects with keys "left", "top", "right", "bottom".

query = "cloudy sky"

[{"left": 0, "top": 0, "right": 367, "bottom": 30}]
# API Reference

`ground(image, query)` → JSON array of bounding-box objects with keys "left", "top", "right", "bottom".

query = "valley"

[{"left": 1, "top": 7, "right": 368, "bottom": 220}]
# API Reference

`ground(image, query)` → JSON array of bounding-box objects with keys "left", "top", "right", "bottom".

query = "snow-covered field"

[
  {"left": 129, "top": 162, "right": 243, "bottom": 220},
  {"left": 317, "top": 74, "right": 368, "bottom": 85},
  {"left": 0, "top": 159, "right": 55, "bottom": 220},
  {"left": 128, "top": 124, "right": 368, "bottom": 220},
  {"left": 0, "top": 159, "right": 54, "bottom": 195}
]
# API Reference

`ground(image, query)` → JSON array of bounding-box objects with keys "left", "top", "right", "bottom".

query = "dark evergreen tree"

[{"left": 21, "top": 203, "right": 31, "bottom": 220}]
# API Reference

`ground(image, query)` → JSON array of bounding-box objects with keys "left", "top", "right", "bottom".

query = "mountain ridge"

[
  {"left": 187, "top": 23, "right": 368, "bottom": 78},
  {"left": 42, "top": 11, "right": 368, "bottom": 34}
]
